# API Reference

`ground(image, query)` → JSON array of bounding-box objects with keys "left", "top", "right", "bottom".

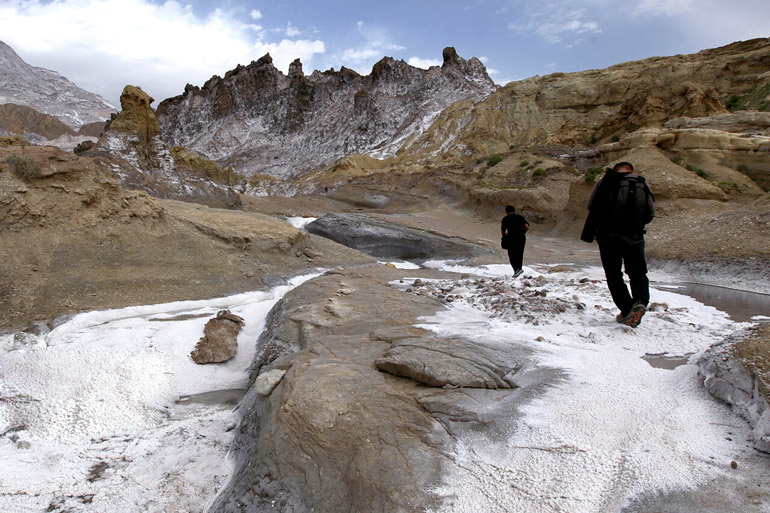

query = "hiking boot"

[
  {"left": 621, "top": 303, "right": 646, "bottom": 328},
  {"left": 513, "top": 269, "right": 524, "bottom": 278}
]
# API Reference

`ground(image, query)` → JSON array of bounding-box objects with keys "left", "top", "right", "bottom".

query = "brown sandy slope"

[{"left": 0, "top": 144, "right": 371, "bottom": 331}]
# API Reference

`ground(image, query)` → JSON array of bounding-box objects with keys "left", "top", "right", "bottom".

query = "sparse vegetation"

[
  {"left": 487, "top": 154, "right": 503, "bottom": 167},
  {"left": 509, "top": 144, "right": 516, "bottom": 150},
  {"left": 737, "top": 164, "right": 749, "bottom": 173},
  {"left": 0, "top": 135, "right": 31, "bottom": 148},
  {"left": 532, "top": 168, "right": 546, "bottom": 178},
  {"left": 725, "top": 84, "right": 770, "bottom": 112},
  {"left": 584, "top": 167, "right": 603, "bottom": 183},
  {"left": 5, "top": 155, "right": 41, "bottom": 180},
  {"left": 170, "top": 146, "right": 243, "bottom": 186},
  {"left": 718, "top": 181, "right": 741, "bottom": 192},
  {"left": 725, "top": 95, "right": 741, "bottom": 110},
  {"left": 611, "top": 135, "right": 620, "bottom": 143},
  {"left": 476, "top": 157, "right": 485, "bottom": 164},
  {"left": 519, "top": 160, "right": 529, "bottom": 167},
  {"left": 695, "top": 169, "right": 708, "bottom": 179}
]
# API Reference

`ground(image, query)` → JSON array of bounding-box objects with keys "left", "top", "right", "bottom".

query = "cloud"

[
  {"left": 407, "top": 57, "right": 442, "bottom": 69},
  {"left": 631, "top": 0, "right": 695, "bottom": 16},
  {"left": 285, "top": 21, "right": 301, "bottom": 37},
  {"left": 338, "top": 20, "right": 406, "bottom": 72},
  {"left": 509, "top": 4, "right": 602, "bottom": 44},
  {"left": 0, "top": 0, "right": 325, "bottom": 105}
]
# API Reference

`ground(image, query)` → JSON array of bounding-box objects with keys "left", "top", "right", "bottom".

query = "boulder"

[
  {"left": 375, "top": 336, "right": 518, "bottom": 389},
  {"left": 190, "top": 310, "right": 245, "bottom": 364},
  {"left": 698, "top": 324, "right": 770, "bottom": 453},
  {"left": 306, "top": 213, "right": 490, "bottom": 261}
]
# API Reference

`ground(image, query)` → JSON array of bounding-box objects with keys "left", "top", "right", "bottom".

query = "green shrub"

[
  {"left": 519, "top": 160, "right": 529, "bottom": 167},
  {"left": 5, "top": 155, "right": 41, "bottom": 180},
  {"left": 611, "top": 135, "right": 620, "bottom": 143},
  {"left": 488, "top": 154, "right": 503, "bottom": 167},
  {"left": 476, "top": 157, "right": 485, "bottom": 164},
  {"left": 509, "top": 143, "right": 515, "bottom": 150},
  {"left": 695, "top": 169, "right": 708, "bottom": 179},
  {"left": 725, "top": 94, "right": 741, "bottom": 110},
  {"left": 532, "top": 168, "right": 546, "bottom": 178},
  {"left": 584, "top": 167, "right": 603, "bottom": 183}
]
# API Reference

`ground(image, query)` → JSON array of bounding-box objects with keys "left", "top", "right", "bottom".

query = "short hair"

[
  {"left": 613, "top": 161, "right": 634, "bottom": 171},
  {"left": 505, "top": 205, "right": 515, "bottom": 213}
]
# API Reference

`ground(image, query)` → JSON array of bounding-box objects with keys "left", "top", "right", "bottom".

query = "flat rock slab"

[
  {"left": 376, "top": 336, "right": 518, "bottom": 389},
  {"left": 190, "top": 310, "right": 245, "bottom": 364},
  {"left": 306, "top": 213, "right": 488, "bottom": 261}
]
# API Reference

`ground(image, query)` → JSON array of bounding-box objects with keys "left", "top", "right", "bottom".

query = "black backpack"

[{"left": 603, "top": 174, "right": 654, "bottom": 236}]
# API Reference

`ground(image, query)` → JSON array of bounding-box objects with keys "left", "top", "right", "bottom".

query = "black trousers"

[
  {"left": 598, "top": 238, "right": 650, "bottom": 316},
  {"left": 507, "top": 235, "right": 526, "bottom": 272}
]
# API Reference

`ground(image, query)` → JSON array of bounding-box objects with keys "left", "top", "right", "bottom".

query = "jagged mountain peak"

[
  {"left": 157, "top": 47, "right": 496, "bottom": 179},
  {"left": 0, "top": 40, "right": 116, "bottom": 129}
]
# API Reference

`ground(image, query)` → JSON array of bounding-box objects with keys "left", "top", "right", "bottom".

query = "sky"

[{"left": 1, "top": 0, "right": 769, "bottom": 108}]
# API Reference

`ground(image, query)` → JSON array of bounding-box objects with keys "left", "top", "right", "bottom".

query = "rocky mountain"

[
  {"left": 85, "top": 85, "right": 242, "bottom": 208},
  {"left": 0, "top": 40, "right": 116, "bottom": 129},
  {"left": 156, "top": 47, "right": 496, "bottom": 179},
  {"left": 381, "top": 38, "right": 770, "bottom": 168}
]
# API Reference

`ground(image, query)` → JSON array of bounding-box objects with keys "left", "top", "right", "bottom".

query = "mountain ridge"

[
  {"left": 156, "top": 47, "right": 496, "bottom": 179},
  {"left": 0, "top": 40, "right": 117, "bottom": 129}
]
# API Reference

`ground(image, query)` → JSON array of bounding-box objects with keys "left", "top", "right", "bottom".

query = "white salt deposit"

[
  {"left": 404, "top": 263, "right": 758, "bottom": 512},
  {"left": 284, "top": 216, "right": 317, "bottom": 230},
  {"left": 0, "top": 273, "right": 318, "bottom": 513}
]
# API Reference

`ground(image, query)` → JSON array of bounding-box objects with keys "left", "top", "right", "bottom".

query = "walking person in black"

[
  {"left": 501, "top": 205, "right": 529, "bottom": 278},
  {"left": 581, "top": 162, "right": 655, "bottom": 328}
]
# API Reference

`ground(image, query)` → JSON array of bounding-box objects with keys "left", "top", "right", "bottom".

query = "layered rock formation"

[
  {"left": 89, "top": 85, "right": 242, "bottom": 208},
  {"left": 0, "top": 40, "right": 116, "bottom": 128},
  {"left": 393, "top": 38, "right": 770, "bottom": 165},
  {"left": 0, "top": 138, "right": 372, "bottom": 330},
  {"left": 156, "top": 47, "right": 496, "bottom": 179}
]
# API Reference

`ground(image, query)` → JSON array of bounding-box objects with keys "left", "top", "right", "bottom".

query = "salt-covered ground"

[
  {"left": 0, "top": 274, "right": 317, "bottom": 513},
  {"left": 403, "top": 263, "right": 768, "bottom": 513}
]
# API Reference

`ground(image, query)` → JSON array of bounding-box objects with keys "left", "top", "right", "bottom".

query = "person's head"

[
  {"left": 505, "top": 205, "right": 516, "bottom": 214},
  {"left": 613, "top": 161, "right": 634, "bottom": 173}
]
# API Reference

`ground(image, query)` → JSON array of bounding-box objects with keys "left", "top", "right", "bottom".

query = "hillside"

[{"left": 0, "top": 40, "right": 116, "bottom": 128}]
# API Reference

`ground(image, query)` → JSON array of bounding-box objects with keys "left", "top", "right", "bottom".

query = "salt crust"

[
  {"left": 404, "top": 263, "right": 755, "bottom": 513},
  {"left": 0, "top": 273, "right": 317, "bottom": 513}
]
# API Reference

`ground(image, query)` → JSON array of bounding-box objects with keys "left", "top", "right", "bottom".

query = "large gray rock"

[
  {"left": 208, "top": 267, "right": 531, "bottom": 513},
  {"left": 305, "top": 213, "right": 489, "bottom": 261},
  {"left": 190, "top": 310, "right": 244, "bottom": 364},
  {"left": 698, "top": 325, "right": 770, "bottom": 453},
  {"left": 375, "top": 336, "right": 519, "bottom": 389}
]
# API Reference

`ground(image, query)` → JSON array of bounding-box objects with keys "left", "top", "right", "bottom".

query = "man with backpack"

[
  {"left": 581, "top": 162, "right": 655, "bottom": 327},
  {"left": 501, "top": 205, "right": 529, "bottom": 278}
]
